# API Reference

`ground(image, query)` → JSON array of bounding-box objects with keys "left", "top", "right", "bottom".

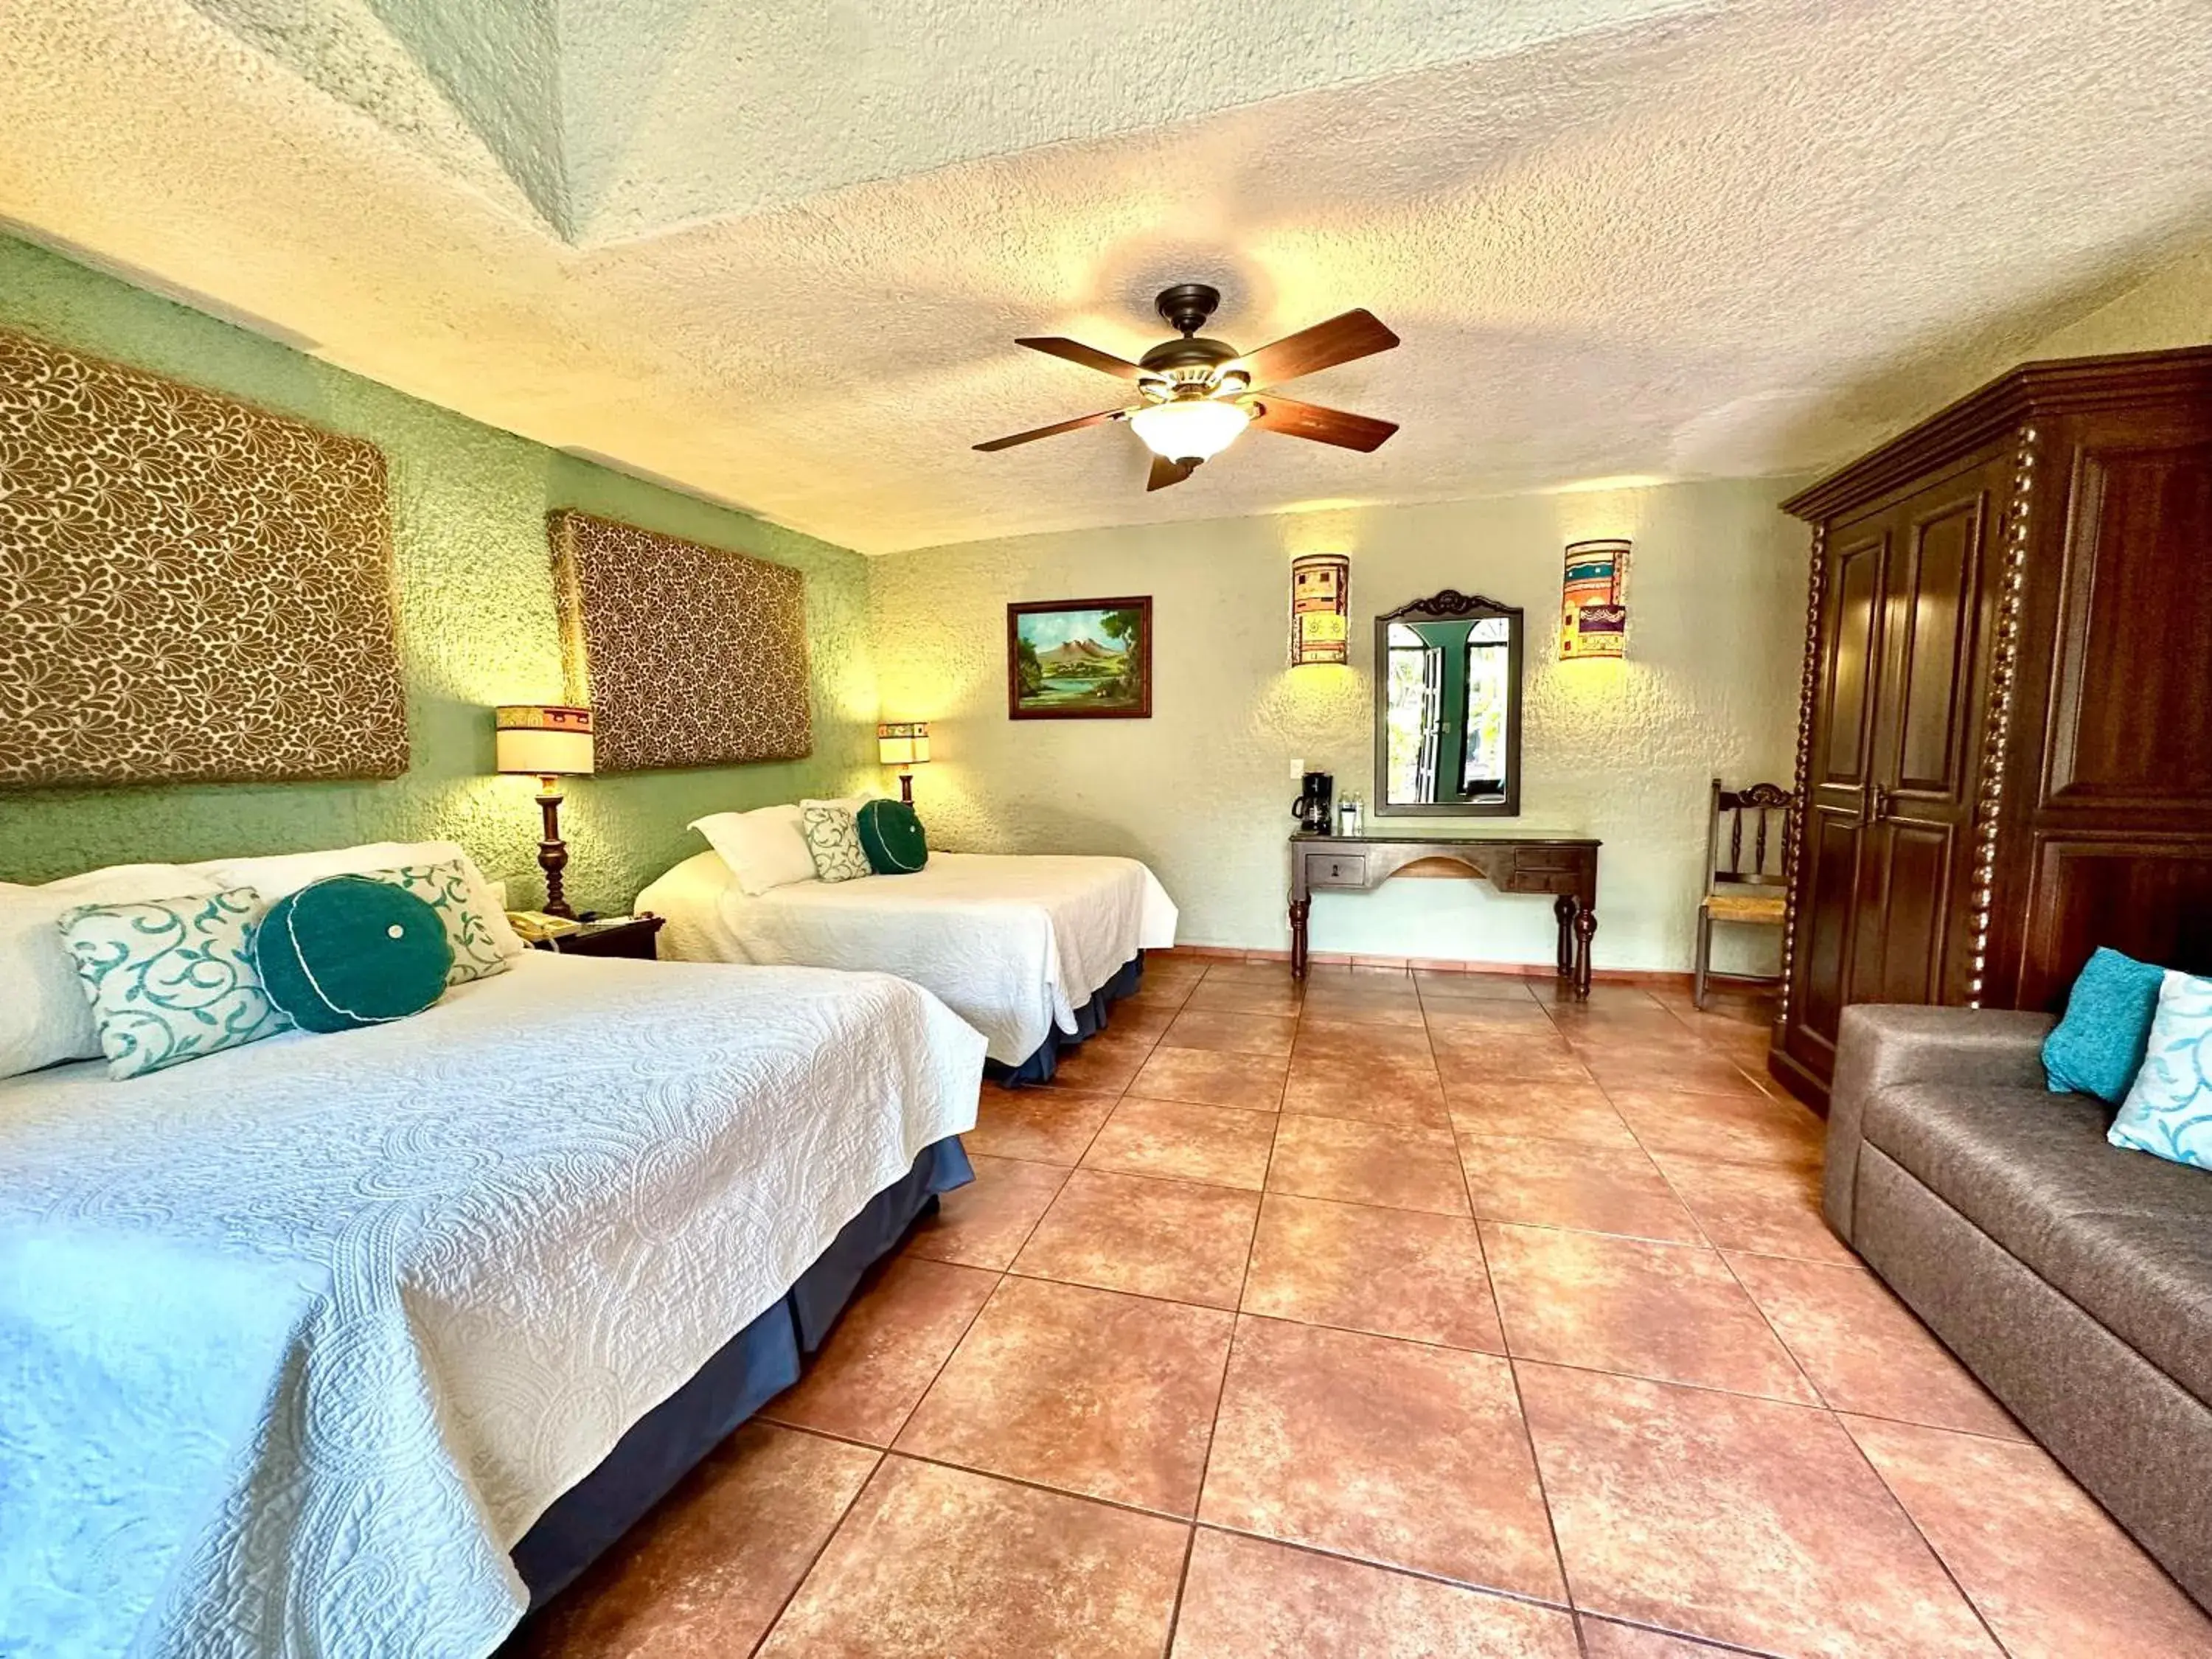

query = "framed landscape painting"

[{"left": 1006, "top": 596, "right": 1152, "bottom": 720}]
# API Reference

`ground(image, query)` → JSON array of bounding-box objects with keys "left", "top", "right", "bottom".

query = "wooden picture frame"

[{"left": 1006, "top": 596, "right": 1153, "bottom": 720}]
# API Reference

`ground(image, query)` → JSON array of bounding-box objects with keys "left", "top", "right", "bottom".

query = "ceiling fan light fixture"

[{"left": 1128, "top": 396, "right": 1251, "bottom": 465}]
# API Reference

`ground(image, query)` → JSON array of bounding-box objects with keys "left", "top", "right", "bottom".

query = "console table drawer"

[
  {"left": 1304, "top": 852, "right": 1368, "bottom": 888},
  {"left": 1513, "top": 846, "right": 1587, "bottom": 872}
]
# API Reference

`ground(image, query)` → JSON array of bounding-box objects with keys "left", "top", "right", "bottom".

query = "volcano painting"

[{"left": 1007, "top": 596, "right": 1152, "bottom": 720}]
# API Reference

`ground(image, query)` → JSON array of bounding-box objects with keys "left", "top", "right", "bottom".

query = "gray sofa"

[{"left": 1826, "top": 1004, "right": 2212, "bottom": 1610}]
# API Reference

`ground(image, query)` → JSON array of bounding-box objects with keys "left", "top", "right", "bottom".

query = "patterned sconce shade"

[
  {"left": 495, "top": 705, "right": 596, "bottom": 777},
  {"left": 1290, "top": 554, "right": 1352, "bottom": 666},
  {"left": 876, "top": 721, "right": 930, "bottom": 767},
  {"left": 1560, "top": 539, "right": 1630, "bottom": 659}
]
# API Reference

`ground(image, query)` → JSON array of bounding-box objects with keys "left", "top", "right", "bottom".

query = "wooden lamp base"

[{"left": 536, "top": 779, "right": 574, "bottom": 917}]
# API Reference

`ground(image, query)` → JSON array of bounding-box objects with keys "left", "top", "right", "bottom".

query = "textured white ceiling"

[{"left": 4, "top": 0, "right": 2210, "bottom": 554}]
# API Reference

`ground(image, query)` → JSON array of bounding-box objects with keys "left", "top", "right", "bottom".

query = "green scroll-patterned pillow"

[
  {"left": 58, "top": 886, "right": 289, "bottom": 1079},
  {"left": 369, "top": 859, "right": 510, "bottom": 985},
  {"left": 800, "top": 803, "right": 872, "bottom": 883}
]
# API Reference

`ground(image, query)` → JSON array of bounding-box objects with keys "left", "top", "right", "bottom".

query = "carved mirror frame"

[{"left": 1373, "top": 589, "right": 1525, "bottom": 818}]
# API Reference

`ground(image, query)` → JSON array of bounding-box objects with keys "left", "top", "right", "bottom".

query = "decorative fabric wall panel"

[
  {"left": 0, "top": 327, "right": 405, "bottom": 787},
  {"left": 549, "top": 509, "right": 811, "bottom": 772}
]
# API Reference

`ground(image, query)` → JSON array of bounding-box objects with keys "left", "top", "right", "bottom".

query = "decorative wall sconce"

[
  {"left": 1289, "top": 553, "right": 1352, "bottom": 666},
  {"left": 1560, "top": 539, "right": 1630, "bottom": 659},
  {"left": 877, "top": 720, "right": 931, "bottom": 802}
]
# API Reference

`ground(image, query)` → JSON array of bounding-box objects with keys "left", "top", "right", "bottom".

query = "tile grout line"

[
  {"left": 1192, "top": 1517, "right": 1582, "bottom": 1621},
  {"left": 1436, "top": 992, "right": 1585, "bottom": 1643},
  {"left": 763, "top": 1422, "right": 1786, "bottom": 1659},
  {"left": 742, "top": 1440, "right": 883, "bottom": 1658},
  {"left": 1557, "top": 995, "right": 2016, "bottom": 1656},
  {"left": 1158, "top": 1523, "right": 1199, "bottom": 1659},
  {"left": 1829, "top": 1408, "right": 2021, "bottom": 1659}
]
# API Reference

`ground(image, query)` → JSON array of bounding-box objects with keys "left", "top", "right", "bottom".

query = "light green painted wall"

[
  {"left": 0, "top": 233, "right": 877, "bottom": 907},
  {"left": 870, "top": 479, "right": 1810, "bottom": 974},
  {"left": 2023, "top": 233, "right": 2212, "bottom": 361}
]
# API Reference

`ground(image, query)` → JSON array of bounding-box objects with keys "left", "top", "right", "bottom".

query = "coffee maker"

[{"left": 1293, "top": 771, "right": 1334, "bottom": 835}]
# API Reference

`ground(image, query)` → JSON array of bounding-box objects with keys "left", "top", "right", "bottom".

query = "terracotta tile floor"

[{"left": 510, "top": 961, "right": 2212, "bottom": 1659}]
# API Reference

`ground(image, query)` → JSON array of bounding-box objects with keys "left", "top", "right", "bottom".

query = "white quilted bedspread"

[
  {"left": 639, "top": 851, "right": 1179, "bottom": 1064},
  {"left": 0, "top": 953, "right": 984, "bottom": 1659}
]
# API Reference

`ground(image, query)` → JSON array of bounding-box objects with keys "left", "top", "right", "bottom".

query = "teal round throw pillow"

[
  {"left": 253, "top": 875, "right": 454, "bottom": 1034},
  {"left": 856, "top": 798, "right": 928, "bottom": 874}
]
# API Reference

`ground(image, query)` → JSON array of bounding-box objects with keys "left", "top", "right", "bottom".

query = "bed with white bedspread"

[
  {"left": 639, "top": 849, "right": 1179, "bottom": 1066},
  {"left": 0, "top": 951, "right": 984, "bottom": 1659}
]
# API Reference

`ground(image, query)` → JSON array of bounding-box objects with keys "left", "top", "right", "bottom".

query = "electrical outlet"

[{"left": 1291, "top": 758, "right": 1305, "bottom": 777}]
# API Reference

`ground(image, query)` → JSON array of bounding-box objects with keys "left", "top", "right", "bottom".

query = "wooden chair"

[{"left": 1694, "top": 777, "right": 1791, "bottom": 1009}]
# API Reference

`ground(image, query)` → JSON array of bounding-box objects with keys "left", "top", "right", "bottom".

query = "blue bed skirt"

[
  {"left": 986, "top": 953, "right": 1146, "bottom": 1087},
  {"left": 510, "top": 1135, "right": 975, "bottom": 1607}
]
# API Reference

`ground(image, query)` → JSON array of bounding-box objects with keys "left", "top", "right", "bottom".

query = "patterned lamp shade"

[
  {"left": 1560, "top": 540, "right": 1630, "bottom": 660},
  {"left": 877, "top": 721, "right": 931, "bottom": 767},
  {"left": 1290, "top": 554, "right": 1352, "bottom": 667},
  {"left": 495, "top": 705, "right": 595, "bottom": 776}
]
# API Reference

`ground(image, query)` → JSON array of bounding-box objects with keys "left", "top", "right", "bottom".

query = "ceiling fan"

[{"left": 975, "top": 283, "right": 1400, "bottom": 490}]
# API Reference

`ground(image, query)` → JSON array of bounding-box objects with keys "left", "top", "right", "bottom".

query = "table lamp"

[
  {"left": 495, "top": 705, "right": 594, "bottom": 917},
  {"left": 877, "top": 720, "right": 930, "bottom": 803}
]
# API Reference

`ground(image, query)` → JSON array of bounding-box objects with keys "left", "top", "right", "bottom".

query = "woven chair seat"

[{"left": 1704, "top": 889, "right": 1787, "bottom": 923}]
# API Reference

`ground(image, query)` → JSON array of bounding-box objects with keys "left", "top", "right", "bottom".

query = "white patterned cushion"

[
  {"left": 367, "top": 860, "right": 509, "bottom": 986},
  {"left": 0, "top": 863, "right": 221, "bottom": 1079},
  {"left": 58, "top": 886, "right": 290, "bottom": 1078},
  {"left": 799, "top": 803, "right": 872, "bottom": 883},
  {"left": 2109, "top": 970, "right": 2212, "bottom": 1172}
]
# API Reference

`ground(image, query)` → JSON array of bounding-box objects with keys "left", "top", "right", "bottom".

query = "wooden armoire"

[{"left": 1771, "top": 347, "right": 2212, "bottom": 1108}]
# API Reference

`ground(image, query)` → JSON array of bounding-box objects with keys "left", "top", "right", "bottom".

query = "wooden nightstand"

[{"left": 530, "top": 914, "right": 666, "bottom": 961}]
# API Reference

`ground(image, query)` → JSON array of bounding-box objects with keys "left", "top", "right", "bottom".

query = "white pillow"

[
  {"left": 0, "top": 863, "right": 221, "bottom": 1079},
  {"left": 188, "top": 841, "right": 525, "bottom": 959},
  {"left": 692, "top": 805, "right": 817, "bottom": 896}
]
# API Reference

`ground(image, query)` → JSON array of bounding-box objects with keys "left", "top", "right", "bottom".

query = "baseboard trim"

[{"left": 1147, "top": 943, "right": 1694, "bottom": 990}]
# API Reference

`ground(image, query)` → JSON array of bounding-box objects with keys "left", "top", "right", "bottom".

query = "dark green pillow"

[
  {"left": 856, "top": 798, "right": 928, "bottom": 874},
  {"left": 252, "top": 875, "right": 454, "bottom": 1034}
]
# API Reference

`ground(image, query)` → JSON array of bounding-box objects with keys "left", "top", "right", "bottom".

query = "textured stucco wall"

[
  {"left": 0, "top": 233, "right": 877, "bottom": 907},
  {"left": 2019, "top": 232, "right": 2212, "bottom": 361},
  {"left": 870, "top": 481, "right": 1809, "bottom": 973}
]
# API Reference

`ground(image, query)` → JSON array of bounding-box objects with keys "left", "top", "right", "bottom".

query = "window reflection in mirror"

[{"left": 1376, "top": 597, "right": 1523, "bottom": 815}]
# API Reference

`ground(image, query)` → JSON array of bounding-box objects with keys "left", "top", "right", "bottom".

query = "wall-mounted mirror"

[{"left": 1374, "top": 590, "right": 1524, "bottom": 816}]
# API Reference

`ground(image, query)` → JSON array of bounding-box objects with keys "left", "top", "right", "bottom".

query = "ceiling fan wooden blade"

[
  {"left": 1147, "top": 453, "right": 1196, "bottom": 491},
  {"left": 1240, "top": 310, "right": 1399, "bottom": 387},
  {"left": 1249, "top": 395, "right": 1399, "bottom": 453},
  {"left": 973, "top": 408, "right": 1129, "bottom": 452},
  {"left": 1015, "top": 337, "right": 1144, "bottom": 379}
]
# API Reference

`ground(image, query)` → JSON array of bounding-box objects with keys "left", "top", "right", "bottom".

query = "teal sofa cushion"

[
  {"left": 856, "top": 799, "right": 928, "bottom": 874},
  {"left": 2043, "top": 946, "right": 2166, "bottom": 1105},
  {"left": 253, "top": 876, "right": 453, "bottom": 1034}
]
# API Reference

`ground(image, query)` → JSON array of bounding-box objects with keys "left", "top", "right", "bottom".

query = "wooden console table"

[{"left": 1289, "top": 832, "right": 1602, "bottom": 997}]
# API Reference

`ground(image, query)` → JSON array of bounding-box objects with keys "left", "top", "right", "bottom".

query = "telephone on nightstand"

[{"left": 507, "top": 910, "right": 583, "bottom": 943}]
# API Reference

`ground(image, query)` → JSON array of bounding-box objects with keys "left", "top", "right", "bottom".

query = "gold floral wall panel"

[
  {"left": 549, "top": 509, "right": 811, "bottom": 772},
  {"left": 0, "top": 327, "right": 405, "bottom": 787}
]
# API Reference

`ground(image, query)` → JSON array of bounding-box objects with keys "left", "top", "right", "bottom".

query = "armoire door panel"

[
  {"left": 2022, "top": 838, "right": 2212, "bottom": 1009},
  {"left": 2044, "top": 439, "right": 2212, "bottom": 808},
  {"left": 1891, "top": 495, "right": 1983, "bottom": 796},
  {"left": 1794, "top": 805, "right": 1865, "bottom": 1060},
  {"left": 1818, "top": 533, "right": 1886, "bottom": 789},
  {"left": 1866, "top": 820, "right": 1956, "bottom": 1006}
]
